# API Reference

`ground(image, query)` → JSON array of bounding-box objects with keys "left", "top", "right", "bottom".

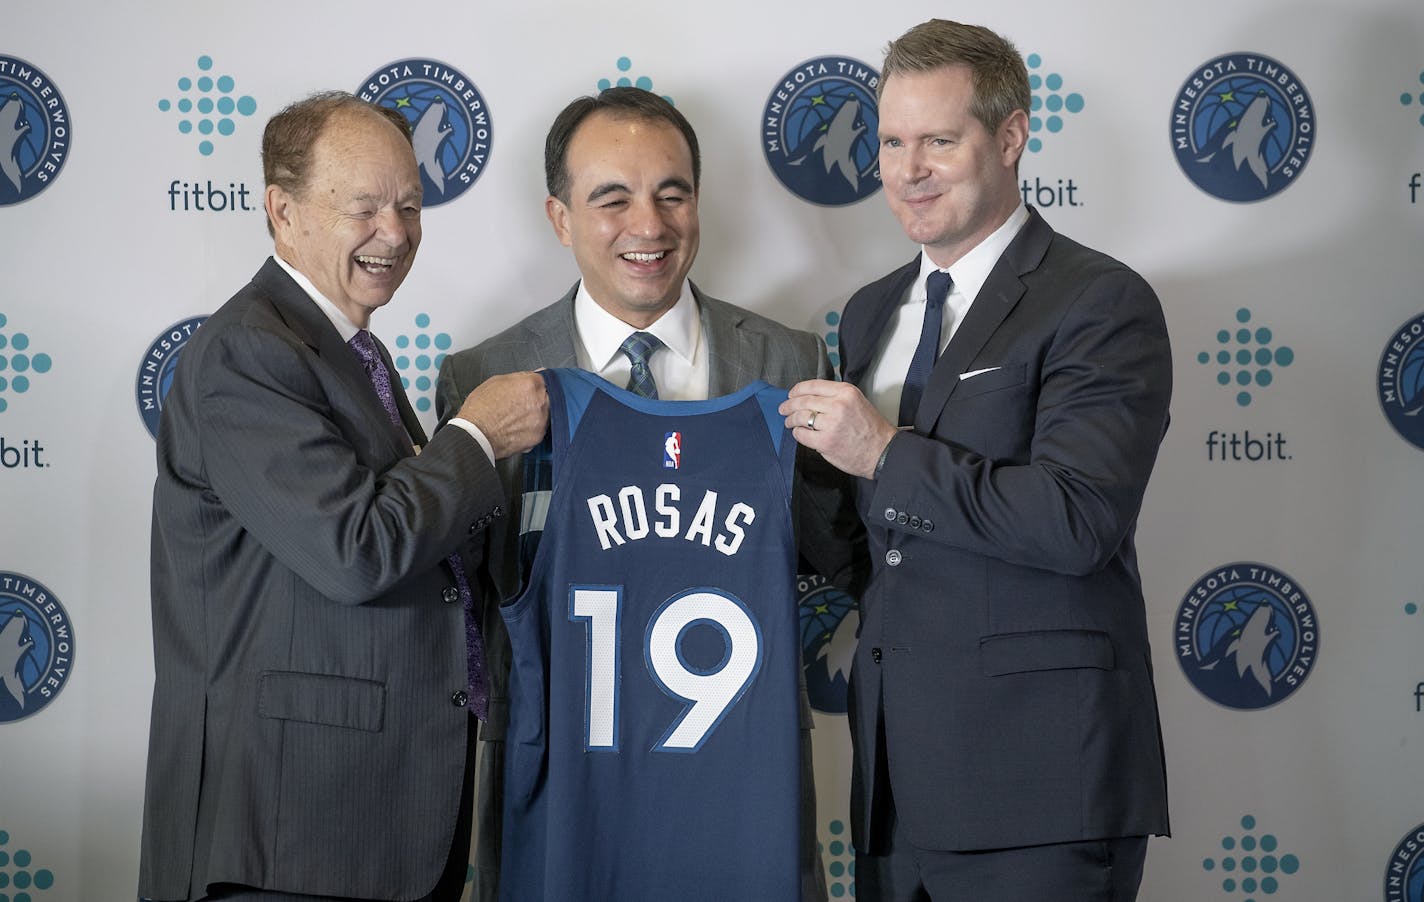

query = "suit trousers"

[
  {"left": 857, "top": 808, "right": 1148, "bottom": 902},
  {"left": 197, "top": 715, "right": 479, "bottom": 902}
]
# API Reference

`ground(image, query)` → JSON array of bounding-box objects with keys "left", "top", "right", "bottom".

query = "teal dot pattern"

[
  {"left": 1201, "top": 815, "right": 1299, "bottom": 900},
  {"left": 596, "top": 56, "right": 675, "bottom": 106},
  {"left": 393, "top": 313, "right": 452, "bottom": 414},
  {"left": 1400, "top": 71, "right": 1424, "bottom": 128},
  {"left": 157, "top": 55, "right": 257, "bottom": 156},
  {"left": 1025, "top": 53, "right": 1085, "bottom": 154},
  {"left": 0, "top": 313, "right": 54, "bottom": 414},
  {"left": 821, "top": 819, "right": 856, "bottom": 897},
  {"left": 1196, "top": 308, "right": 1293, "bottom": 407},
  {"left": 0, "top": 829, "right": 57, "bottom": 900}
]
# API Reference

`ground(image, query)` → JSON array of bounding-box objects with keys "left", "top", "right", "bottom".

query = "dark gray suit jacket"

[
  {"left": 840, "top": 208, "right": 1172, "bottom": 854},
  {"left": 139, "top": 258, "right": 504, "bottom": 901},
  {"left": 436, "top": 281, "right": 853, "bottom": 902}
]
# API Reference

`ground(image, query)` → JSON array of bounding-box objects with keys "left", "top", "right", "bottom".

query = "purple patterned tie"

[{"left": 349, "top": 330, "right": 488, "bottom": 719}]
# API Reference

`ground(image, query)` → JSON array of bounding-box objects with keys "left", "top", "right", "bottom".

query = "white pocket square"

[{"left": 959, "top": 367, "right": 1002, "bottom": 381}]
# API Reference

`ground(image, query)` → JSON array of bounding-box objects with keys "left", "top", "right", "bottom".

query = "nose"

[
  {"left": 374, "top": 207, "right": 414, "bottom": 250},
  {"left": 626, "top": 197, "right": 666, "bottom": 239},
  {"left": 898, "top": 145, "right": 931, "bottom": 183}
]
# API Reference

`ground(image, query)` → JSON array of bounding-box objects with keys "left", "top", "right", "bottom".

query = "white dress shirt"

[
  {"left": 866, "top": 204, "right": 1031, "bottom": 425},
  {"left": 572, "top": 279, "right": 710, "bottom": 401}
]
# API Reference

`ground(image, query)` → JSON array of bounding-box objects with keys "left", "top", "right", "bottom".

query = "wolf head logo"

[
  {"left": 1200, "top": 603, "right": 1280, "bottom": 697},
  {"left": 1197, "top": 93, "right": 1276, "bottom": 191},
  {"left": 0, "top": 609, "right": 35, "bottom": 710},
  {"left": 411, "top": 99, "right": 453, "bottom": 195},
  {"left": 815, "top": 608, "right": 859, "bottom": 684},
  {"left": 790, "top": 98, "right": 866, "bottom": 192},
  {"left": 0, "top": 92, "right": 31, "bottom": 194}
]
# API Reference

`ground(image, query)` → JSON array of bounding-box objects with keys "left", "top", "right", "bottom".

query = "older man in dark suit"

[
  {"left": 437, "top": 87, "right": 857, "bottom": 902},
  {"left": 781, "top": 19, "right": 1172, "bottom": 902},
  {"left": 138, "top": 92, "right": 547, "bottom": 902}
]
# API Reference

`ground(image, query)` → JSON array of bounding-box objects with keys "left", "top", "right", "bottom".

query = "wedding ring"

[{"left": 807, "top": 410, "right": 819, "bottom": 431}]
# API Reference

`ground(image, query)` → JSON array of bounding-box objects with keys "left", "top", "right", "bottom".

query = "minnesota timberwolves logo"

[
  {"left": 762, "top": 56, "right": 881, "bottom": 206},
  {"left": 1170, "top": 53, "right": 1315, "bottom": 202},
  {"left": 0, "top": 55, "right": 71, "bottom": 205},
  {"left": 358, "top": 59, "right": 493, "bottom": 207},
  {"left": 1386, "top": 822, "right": 1424, "bottom": 902},
  {"left": 1377, "top": 312, "right": 1424, "bottom": 451},
  {"left": 0, "top": 571, "right": 74, "bottom": 723},
  {"left": 797, "top": 573, "right": 859, "bottom": 713},
  {"left": 136, "top": 316, "right": 206, "bottom": 439},
  {"left": 1174, "top": 562, "right": 1319, "bottom": 709}
]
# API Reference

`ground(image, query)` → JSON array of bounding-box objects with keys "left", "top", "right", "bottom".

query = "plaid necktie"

[
  {"left": 619, "top": 331, "right": 664, "bottom": 399},
  {"left": 898, "top": 270, "right": 952, "bottom": 427},
  {"left": 349, "top": 330, "right": 488, "bottom": 719}
]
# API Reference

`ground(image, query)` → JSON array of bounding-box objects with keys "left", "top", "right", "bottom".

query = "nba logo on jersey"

[{"left": 663, "top": 431, "right": 682, "bottom": 469}]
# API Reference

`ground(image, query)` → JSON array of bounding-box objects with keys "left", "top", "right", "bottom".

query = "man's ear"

[{"left": 545, "top": 195, "right": 574, "bottom": 248}]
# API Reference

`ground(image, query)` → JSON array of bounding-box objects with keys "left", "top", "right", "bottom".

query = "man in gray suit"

[
  {"left": 781, "top": 19, "right": 1170, "bottom": 901},
  {"left": 437, "top": 87, "right": 855, "bottom": 901},
  {"left": 138, "top": 92, "right": 547, "bottom": 902}
]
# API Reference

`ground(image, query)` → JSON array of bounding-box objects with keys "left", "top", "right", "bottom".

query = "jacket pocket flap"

[
  {"left": 258, "top": 670, "right": 385, "bottom": 732},
  {"left": 980, "top": 629, "right": 1114, "bottom": 676}
]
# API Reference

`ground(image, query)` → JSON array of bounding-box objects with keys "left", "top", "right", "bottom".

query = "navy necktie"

[
  {"left": 349, "top": 330, "right": 488, "bottom": 720},
  {"left": 620, "top": 331, "right": 664, "bottom": 399},
  {"left": 898, "top": 270, "right": 953, "bottom": 427}
]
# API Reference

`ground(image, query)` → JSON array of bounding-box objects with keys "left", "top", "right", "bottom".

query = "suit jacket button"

[
  {"left": 468, "top": 522, "right": 479, "bottom": 535},
  {"left": 883, "top": 507, "right": 897, "bottom": 522},
  {"left": 909, "top": 516, "right": 922, "bottom": 529},
  {"left": 451, "top": 690, "right": 469, "bottom": 707},
  {"left": 885, "top": 549, "right": 902, "bottom": 566},
  {"left": 896, "top": 512, "right": 909, "bottom": 525},
  {"left": 921, "top": 519, "right": 935, "bottom": 533},
  {"left": 442, "top": 586, "right": 460, "bottom": 604},
  {"left": 871, "top": 647, "right": 882, "bottom": 663}
]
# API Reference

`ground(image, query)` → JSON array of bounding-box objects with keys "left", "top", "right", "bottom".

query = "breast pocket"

[
  {"left": 951, "top": 363, "right": 1027, "bottom": 398},
  {"left": 943, "top": 363, "right": 1032, "bottom": 459}
]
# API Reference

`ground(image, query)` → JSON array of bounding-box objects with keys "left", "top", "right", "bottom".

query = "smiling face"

[
  {"left": 877, "top": 65, "right": 1027, "bottom": 268},
  {"left": 545, "top": 111, "right": 699, "bottom": 329},
  {"left": 266, "top": 108, "right": 422, "bottom": 328}
]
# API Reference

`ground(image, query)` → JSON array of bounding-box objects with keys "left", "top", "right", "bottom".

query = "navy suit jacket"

[{"left": 841, "top": 208, "right": 1172, "bottom": 853}]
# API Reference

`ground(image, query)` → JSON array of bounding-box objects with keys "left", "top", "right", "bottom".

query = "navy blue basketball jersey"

[{"left": 500, "top": 368, "right": 802, "bottom": 901}]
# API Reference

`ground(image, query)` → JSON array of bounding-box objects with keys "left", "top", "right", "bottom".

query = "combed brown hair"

[
  {"left": 260, "top": 90, "right": 412, "bottom": 235},
  {"left": 544, "top": 86, "right": 700, "bottom": 202},
  {"left": 879, "top": 19, "right": 1031, "bottom": 136}
]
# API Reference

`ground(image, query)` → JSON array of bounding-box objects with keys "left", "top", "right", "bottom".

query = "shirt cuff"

[{"left": 447, "top": 417, "right": 495, "bottom": 465}]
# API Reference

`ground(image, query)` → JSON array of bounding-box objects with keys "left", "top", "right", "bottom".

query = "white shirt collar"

[
  {"left": 272, "top": 253, "right": 362, "bottom": 343},
  {"left": 912, "top": 203, "right": 1030, "bottom": 307},
  {"left": 573, "top": 279, "right": 701, "bottom": 371}
]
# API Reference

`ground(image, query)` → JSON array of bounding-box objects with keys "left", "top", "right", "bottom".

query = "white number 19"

[{"left": 570, "top": 587, "right": 762, "bottom": 752}]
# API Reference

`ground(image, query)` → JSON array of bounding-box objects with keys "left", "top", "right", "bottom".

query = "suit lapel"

[
  {"left": 914, "top": 209, "right": 1054, "bottom": 432},
  {"left": 697, "top": 286, "right": 764, "bottom": 396},
  {"left": 253, "top": 258, "right": 419, "bottom": 457}
]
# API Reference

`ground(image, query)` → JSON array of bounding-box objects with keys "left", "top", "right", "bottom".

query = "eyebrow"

[{"left": 584, "top": 177, "right": 694, "bottom": 204}]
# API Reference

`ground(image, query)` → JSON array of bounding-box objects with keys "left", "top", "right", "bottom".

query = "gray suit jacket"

[
  {"left": 436, "top": 281, "right": 852, "bottom": 902},
  {"left": 139, "top": 258, "right": 505, "bottom": 901},
  {"left": 840, "top": 208, "right": 1172, "bottom": 855}
]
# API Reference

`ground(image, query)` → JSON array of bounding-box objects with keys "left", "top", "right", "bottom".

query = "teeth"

[
  {"left": 356, "top": 255, "right": 396, "bottom": 266},
  {"left": 622, "top": 251, "right": 665, "bottom": 263}
]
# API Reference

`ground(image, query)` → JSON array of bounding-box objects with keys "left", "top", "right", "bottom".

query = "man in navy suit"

[{"left": 781, "top": 19, "right": 1171, "bottom": 901}]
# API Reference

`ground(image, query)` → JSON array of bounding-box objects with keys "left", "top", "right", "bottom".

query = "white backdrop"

[{"left": 3, "top": 1, "right": 1423, "bottom": 900}]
